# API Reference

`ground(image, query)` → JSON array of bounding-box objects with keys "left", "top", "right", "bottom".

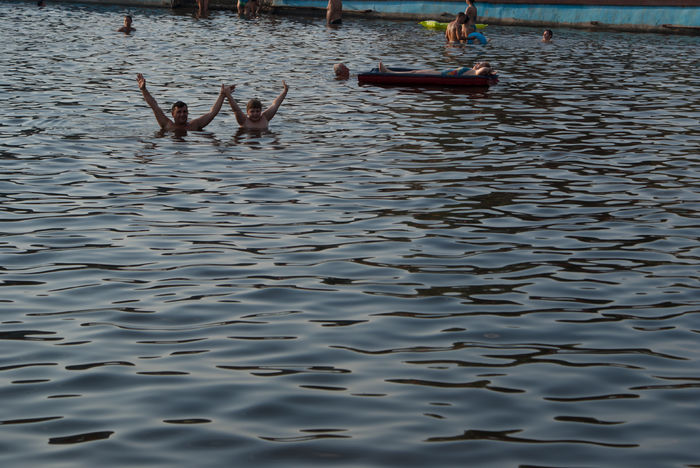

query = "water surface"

[{"left": 1, "top": 1, "right": 700, "bottom": 466}]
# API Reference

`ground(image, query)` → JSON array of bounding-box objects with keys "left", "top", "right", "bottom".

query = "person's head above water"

[
  {"left": 334, "top": 62, "right": 350, "bottom": 79},
  {"left": 246, "top": 98, "right": 263, "bottom": 121},
  {"left": 170, "top": 101, "right": 188, "bottom": 125},
  {"left": 542, "top": 29, "right": 553, "bottom": 42},
  {"left": 119, "top": 14, "right": 135, "bottom": 32}
]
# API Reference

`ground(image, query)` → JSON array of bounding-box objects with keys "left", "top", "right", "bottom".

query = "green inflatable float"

[{"left": 420, "top": 20, "right": 487, "bottom": 31}]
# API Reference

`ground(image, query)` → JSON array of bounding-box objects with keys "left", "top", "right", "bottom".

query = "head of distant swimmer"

[
  {"left": 124, "top": 15, "right": 133, "bottom": 27},
  {"left": 334, "top": 62, "right": 350, "bottom": 79},
  {"left": 247, "top": 98, "right": 263, "bottom": 121},
  {"left": 543, "top": 29, "right": 553, "bottom": 40},
  {"left": 171, "top": 101, "right": 188, "bottom": 125}
]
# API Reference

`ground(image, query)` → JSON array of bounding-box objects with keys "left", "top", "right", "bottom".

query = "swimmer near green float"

[{"left": 420, "top": 20, "right": 487, "bottom": 31}]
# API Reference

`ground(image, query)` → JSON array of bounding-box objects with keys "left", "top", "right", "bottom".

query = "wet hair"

[
  {"left": 125, "top": 15, "right": 132, "bottom": 21},
  {"left": 247, "top": 98, "right": 262, "bottom": 111},
  {"left": 457, "top": 12, "right": 466, "bottom": 18},
  {"left": 170, "top": 101, "right": 187, "bottom": 113},
  {"left": 334, "top": 62, "right": 349, "bottom": 77},
  {"left": 544, "top": 29, "right": 553, "bottom": 37}
]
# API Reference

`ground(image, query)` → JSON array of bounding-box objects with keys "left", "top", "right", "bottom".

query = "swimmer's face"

[
  {"left": 543, "top": 31, "right": 552, "bottom": 40},
  {"left": 171, "top": 105, "right": 188, "bottom": 125},
  {"left": 247, "top": 107, "right": 262, "bottom": 121},
  {"left": 124, "top": 16, "right": 132, "bottom": 27}
]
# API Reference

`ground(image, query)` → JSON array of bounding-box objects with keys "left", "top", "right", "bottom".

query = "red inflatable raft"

[{"left": 357, "top": 68, "right": 498, "bottom": 87}]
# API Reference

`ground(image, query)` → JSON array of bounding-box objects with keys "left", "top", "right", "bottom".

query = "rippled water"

[{"left": 2, "top": 1, "right": 700, "bottom": 466}]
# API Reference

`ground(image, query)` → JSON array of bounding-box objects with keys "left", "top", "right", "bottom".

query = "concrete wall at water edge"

[{"left": 41, "top": 0, "right": 700, "bottom": 34}]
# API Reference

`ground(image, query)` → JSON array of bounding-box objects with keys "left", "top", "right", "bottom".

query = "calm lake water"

[{"left": 2, "top": 1, "right": 700, "bottom": 466}]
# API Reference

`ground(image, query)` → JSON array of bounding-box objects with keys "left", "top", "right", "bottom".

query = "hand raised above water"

[
  {"left": 136, "top": 73, "right": 147, "bottom": 91},
  {"left": 221, "top": 84, "right": 236, "bottom": 95}
]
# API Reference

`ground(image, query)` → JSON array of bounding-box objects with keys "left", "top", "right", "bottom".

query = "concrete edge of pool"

[{"left": 38, "top": 0, "right": 700, "bottom": 35}]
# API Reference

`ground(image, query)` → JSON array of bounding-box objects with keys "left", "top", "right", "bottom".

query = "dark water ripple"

[{"left": 1, "top": 1, "right": 700, "bottom": 466}]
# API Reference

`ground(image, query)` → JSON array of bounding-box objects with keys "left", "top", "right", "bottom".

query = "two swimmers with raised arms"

[{"left": 136, "top": 73, "right": 288, "bottom": 133}]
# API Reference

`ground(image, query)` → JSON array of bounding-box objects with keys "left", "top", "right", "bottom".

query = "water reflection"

[
  {"left": 426, "top": 428, "right": 639, "bottom": 447},
  {"left": 49, "top": 431, "right": 115, "bottom": 445}
]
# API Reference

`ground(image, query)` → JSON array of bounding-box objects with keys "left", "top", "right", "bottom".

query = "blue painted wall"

[{"left": 480, "top": 3, "right": 698, "bottom": 26}]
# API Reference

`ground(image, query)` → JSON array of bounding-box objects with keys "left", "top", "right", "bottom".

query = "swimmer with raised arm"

[
  {"left": 224, "top": 81, "right": 289, "bottom": 130},
  {"left": 136, "top": 73, "right": 232, "bottom": 132},
  {"left": 378, "top": 61, "right": 496, "bottom": 77}
]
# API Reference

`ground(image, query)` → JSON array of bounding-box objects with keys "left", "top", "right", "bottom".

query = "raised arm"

[
  {"left": 224, "top": 85, "right": 247, "bottom": 126},
  {"left": 262, "top": 80, "right": 289, "bottom": 122},
  {"left": 189, "top": 83, "right": 231, "bottom": 131},
  {"left": 136, "top": 73, "right": 172, "bottom": 130}
]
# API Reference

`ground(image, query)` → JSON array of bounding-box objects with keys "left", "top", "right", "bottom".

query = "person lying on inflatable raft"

[{"left": 377, "top": 61, "right": 496, "bottom": 77}]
